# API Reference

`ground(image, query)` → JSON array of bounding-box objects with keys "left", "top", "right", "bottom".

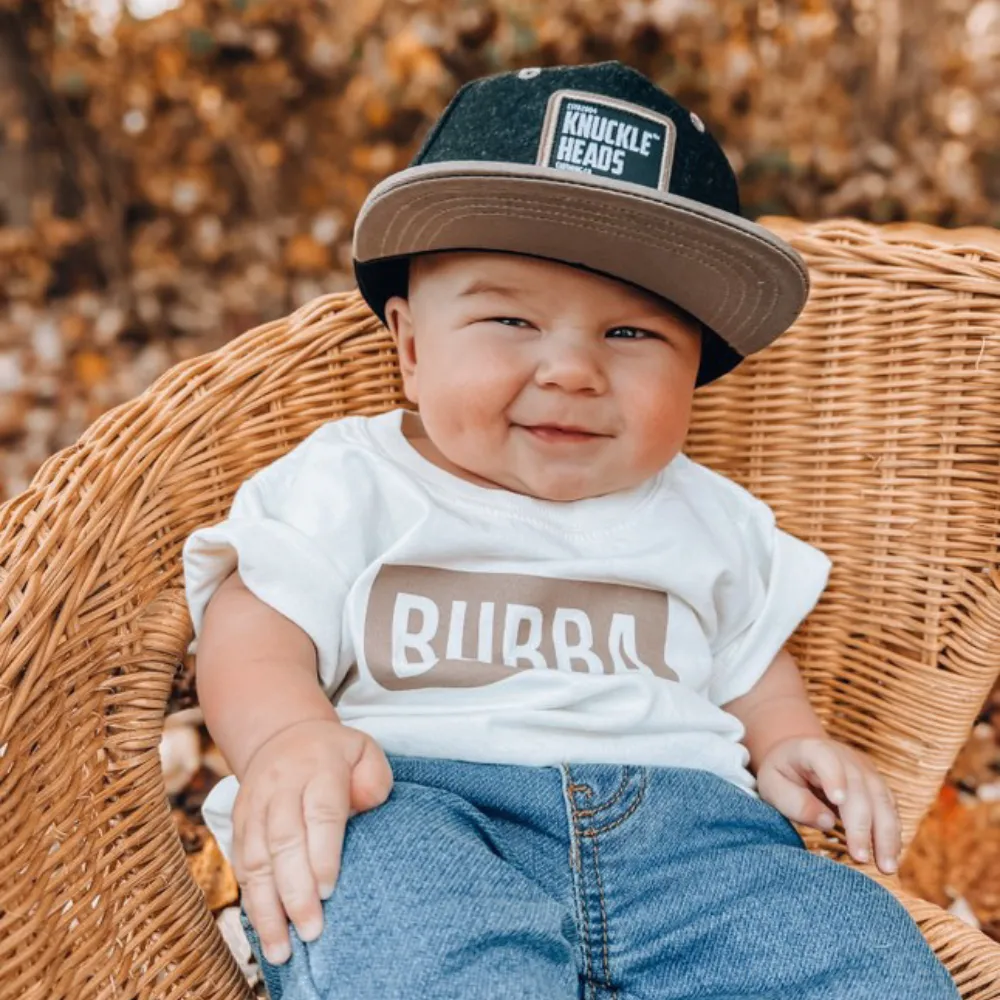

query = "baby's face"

[{"left": 384, "top": 251, "right": 702, "bottom": 502}]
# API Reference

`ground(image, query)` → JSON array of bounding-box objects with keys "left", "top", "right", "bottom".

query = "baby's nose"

[{"left": 534, "top": 337, "right": 607, "bottom": 393}]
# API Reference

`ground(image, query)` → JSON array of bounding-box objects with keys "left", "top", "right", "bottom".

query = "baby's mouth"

[{"left": 517, "top": 423, "right": 605, "bottom": 444}]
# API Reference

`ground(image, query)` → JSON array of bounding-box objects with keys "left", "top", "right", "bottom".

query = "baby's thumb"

[
  {"left": 349, "top": 737, "right": 394, "bottom": 814},
  {"left": 757, "top": 767, "right": 837, "bottom": 831}
]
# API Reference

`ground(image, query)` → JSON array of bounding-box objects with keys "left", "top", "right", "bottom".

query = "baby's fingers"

[
  {"left": 267, "top": 788, "right": 324, "bottom": 946},
  {"left": 867, "top": 775, "right": 901, "bottom": 874},
  {"left": 235, "top": 818, "right": 291, "bottom": 965},
  {"left": 792, "top": 741, "right": 848, "bottom": 811},
  {"left": 303, "top": 769, "right": 352, "bottom": 899},
  {"left": 757, "top": 767, "right": 837, "bottom": 830},
  {"left": 838, "top": 767, "right": 874, "bottom": 865}
]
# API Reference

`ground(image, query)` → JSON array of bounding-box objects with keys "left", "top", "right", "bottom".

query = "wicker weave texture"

[{"left": 1, "top": 220, "right": 999, "bottom": 998}]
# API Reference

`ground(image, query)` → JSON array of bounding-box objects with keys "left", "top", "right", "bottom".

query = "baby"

[{"left": 184, "top": 62, "right": 959, "bottom": 998}]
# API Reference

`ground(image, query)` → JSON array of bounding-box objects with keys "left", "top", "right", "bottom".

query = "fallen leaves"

[
  {"left": 187, "top": 832, "right": 240, "bottom": 911},
  {"left": 900, "top": 715, "right": 1000, "bottom": 939}
]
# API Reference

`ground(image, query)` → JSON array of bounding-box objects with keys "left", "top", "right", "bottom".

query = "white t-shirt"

[{"left": 183, "top": 408, "right": 831, "bottom": 861}]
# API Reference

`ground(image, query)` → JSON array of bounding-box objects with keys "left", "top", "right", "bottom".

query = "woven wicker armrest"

[
  {"left": 898, "top": 892, "right": 1000, "bottom": 999},
  {"left": 0, "top": 292, "right": 394, "bottom": 1000}
]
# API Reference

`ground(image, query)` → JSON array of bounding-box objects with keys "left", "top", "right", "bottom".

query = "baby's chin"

[{"left": 488, "top": 466, "right": 638, "bottom": 503}]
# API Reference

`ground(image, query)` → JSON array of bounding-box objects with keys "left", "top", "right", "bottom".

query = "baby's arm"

[
  {"left": 197, "top": 569, "right": 392, "bottom": 963},
  {"left": 198, "top": 569, "right": 338, "bottom": 774},
  {"left": 724, "top": 647, "right": 901, "bottom": 874},
  {"left": 721, "top": 646, "right": 826, "bottom": 770}
]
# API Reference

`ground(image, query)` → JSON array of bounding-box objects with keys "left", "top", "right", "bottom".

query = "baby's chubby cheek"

[
  {"left": 412, "top": 393, "right": 512, "bottom": 476},
  {"left": 417, "top": 363, "right": 519, "bottom": 443},
  {"left": 633, "top": 389, "right": 693, "bottom": 462}
]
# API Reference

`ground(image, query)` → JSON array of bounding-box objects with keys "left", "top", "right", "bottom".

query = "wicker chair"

[{"left": 1, "top": 217, "right": 1000, "bottom": 1000}]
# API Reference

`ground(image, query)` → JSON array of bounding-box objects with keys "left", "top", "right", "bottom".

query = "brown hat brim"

[{"left": 352, "top": 161, "right": 809, "bottom": 361}]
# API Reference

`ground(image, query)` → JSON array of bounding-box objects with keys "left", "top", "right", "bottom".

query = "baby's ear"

[
  {"left": 384, "top": 296, "right": 414, "bottom": 350},
  {"left": 384, "top": 295, "right": 419, "bottom": 403}
]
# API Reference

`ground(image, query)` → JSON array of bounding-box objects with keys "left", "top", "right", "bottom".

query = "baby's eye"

[
  {"left": 491, "top": 316, "right": 530, "bottom": 328},
  {"left": 607, "top": 326, "right": 659, "bottom": 341}
]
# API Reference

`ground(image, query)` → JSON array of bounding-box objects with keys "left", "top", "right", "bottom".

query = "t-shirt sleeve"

[
  {"left": 182, "top": 446, "right": 353, "bottom": 690},
  {"left": 708, "top": 496, "right": 831, "bottom": 708}
]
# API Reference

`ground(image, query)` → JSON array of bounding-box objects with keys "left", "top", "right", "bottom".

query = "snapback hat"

[{"left": 352, "top": 61, "right": 809, "bottom": 386}]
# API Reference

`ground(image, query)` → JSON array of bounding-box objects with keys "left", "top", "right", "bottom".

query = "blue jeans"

[{"left": 240, "top": 756, "right": 957, "bottom": 999}]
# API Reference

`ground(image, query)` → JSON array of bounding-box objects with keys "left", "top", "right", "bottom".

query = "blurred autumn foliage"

[
  {"left": 2, "top": 0, "right": 1000, "bottom": 499},
  {"left": 1, "top": 0, "right": 1000, "bottom": 977}
]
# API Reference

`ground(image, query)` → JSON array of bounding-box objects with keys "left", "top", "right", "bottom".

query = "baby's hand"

[
  {"left": 231, "top": 719, "right": 392, "bottom": 965},
  {"left": 756, "top": 736, "right": 901, "bottom": 875}
]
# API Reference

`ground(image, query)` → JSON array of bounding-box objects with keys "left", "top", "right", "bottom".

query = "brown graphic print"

[{"left": 363, "top": 564, "right": 675, "bottom": 691}]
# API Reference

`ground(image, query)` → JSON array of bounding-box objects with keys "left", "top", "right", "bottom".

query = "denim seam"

[
  {"left": 570, "top": 768, "right": 633, "bottom": 819},
  {"left": 576, "top": 837, "right": 596, "bottom": 992},
  {"left": 591, "top": 835, "right": 616, "bottom": 997},
  {"left": 565, "top": 767, "right": 640, "bottom": 999},
  {"left": 578, "top": 858, "right": 593, "bottom": 986},
  {"left": 582, "top": 769, "right": 648, "bottom": 837},
  {"left": 561, "top": 765, "right": 594, "bottom": 989}
]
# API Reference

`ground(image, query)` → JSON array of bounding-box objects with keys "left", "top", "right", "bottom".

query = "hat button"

[{"left": 517, "top": 67, "right": 541, "bottom": 80}]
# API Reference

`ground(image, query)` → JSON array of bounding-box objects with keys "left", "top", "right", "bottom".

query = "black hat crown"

[{"left": 411, "top": 61, "right": 740, "bottom": 216}]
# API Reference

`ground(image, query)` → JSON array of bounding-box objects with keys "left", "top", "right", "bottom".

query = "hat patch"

[{"left": 537, "top": 90, "right": 676, "bottom": 191}]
